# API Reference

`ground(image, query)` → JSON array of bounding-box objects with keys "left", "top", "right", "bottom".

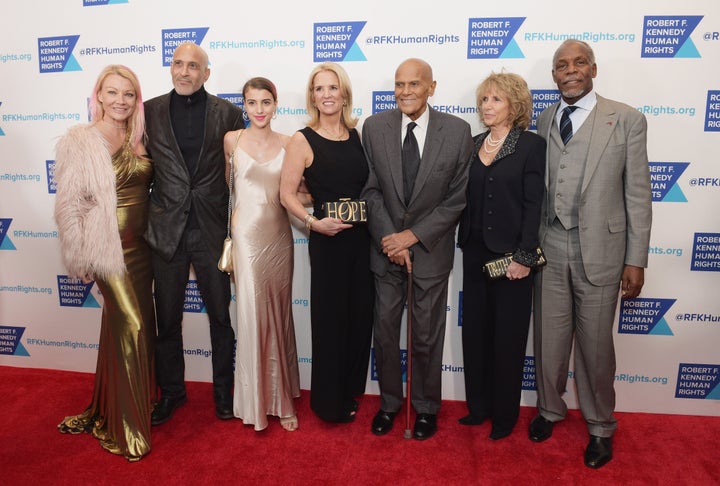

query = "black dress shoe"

[
  {"left": 334, "top": 399, "right": 359, "bottom": 423},
  {"left": 528, "top": 415, "right": 554, "bottom": 442},
  {"left": 151, "top": 396, "right": 187, "bottom": 425},
  {"left": 413, "top": 413, "right": 437, "bottom": 440},
  {"left": 213, "top": 395, "right": 234, "bottom": 420},
  {"left": 458, "top": 414, "right": 487, "bottom": 426},
  {"left": 371, "top": 410, "right": 396, "bottom": 436},
  {"left": 489, "top": 426, "right": 513, "bottom": 440},
  {"left": 584, "top": 435, "right": 613, "bottom": 468}
]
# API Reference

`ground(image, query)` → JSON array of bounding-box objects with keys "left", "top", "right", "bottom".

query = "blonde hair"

[
  {"left": 475, "top": 72, "right": 532, "bottom": 130},
  {"left": 305, "top": 62, "right": 357, "bottom": 129},
  {"left": 89, "top": 64, "right": 145, "bottom": 150}
]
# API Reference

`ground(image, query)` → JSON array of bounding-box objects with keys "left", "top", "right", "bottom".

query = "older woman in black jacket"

[{"left": 457, "top": 72, "right": 546, "bottom": 440}]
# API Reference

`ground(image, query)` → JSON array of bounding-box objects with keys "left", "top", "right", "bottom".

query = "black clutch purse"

[
  {"left": 482, "top": 247, "right": 547, "bottom": 280},
  {"left": 321, "top": 198, "right": 367, "bottom": 223}
]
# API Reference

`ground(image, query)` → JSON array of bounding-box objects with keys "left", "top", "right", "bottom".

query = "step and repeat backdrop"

[{"left": 1, "top": 1, "right": 718, "bottom": 416}]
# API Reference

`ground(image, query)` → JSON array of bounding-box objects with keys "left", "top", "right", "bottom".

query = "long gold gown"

[
  {"left": 57, "top": 143, "right": 155, "bottom": 461},
  {"left": 231, "top": 146, "right": 300, "bottom": 430}
]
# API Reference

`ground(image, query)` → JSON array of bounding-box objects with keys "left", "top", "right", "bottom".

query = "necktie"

[
  {"left": 402, "top": 121, "right": 420, "bottom": 205},
  {"left": 559, "top": 105, "right": 578, "bottom": 145}
]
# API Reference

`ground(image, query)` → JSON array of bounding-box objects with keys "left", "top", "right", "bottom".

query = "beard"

[{"left": 561, "top": 86, "right": 587, "bottom": 100}]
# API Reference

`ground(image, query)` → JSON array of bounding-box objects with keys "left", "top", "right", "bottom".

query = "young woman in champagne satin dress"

[{"left": 223, "top": 77, "right": 301, "bottom": 431}]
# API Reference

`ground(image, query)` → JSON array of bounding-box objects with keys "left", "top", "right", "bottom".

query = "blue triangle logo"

[
  {"left": 663, "top": 183, "right": 687, "bottom": 202},
  {"left": 649, "top": 318, "right": 674, "bottom": 336},
  {"left": 0, "top": 237, "right": 16, "bottom": 250},
  {"left": 14, "top": 342, "right": 30, "bottom": 356},
  {"left": 83, "top": 292, "right": 101, "bottom": 308},
  {"left": 500, "top": 38, "right": 524, "bottom": 59},
  {"left": 675, "top": 39, "right": 701, "bottom": 58},
  {"left": 0, "top": 127, "right": 5, "bottom": 136},
  {"left": 63, "top": 55, "right": 82, "bottom": 72},
  {"left": 344, "top": 43, "right": 367, "bottom": 62},
  {"left": 706, "top": 383, "right": 720, "bottom": 400}
]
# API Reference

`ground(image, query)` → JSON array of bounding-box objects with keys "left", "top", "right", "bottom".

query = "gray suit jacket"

[
  {"left": 144, "top": 90, "right": 244, "bottom": 262},
  {"left": 536, "top": 94, "right": 652, "bottom": 286},
  {"left": 361, "top": 107, "right": 473, "bottom": 279}
]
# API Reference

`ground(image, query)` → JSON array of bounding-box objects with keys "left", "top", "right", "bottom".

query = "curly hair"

[{"left": 475, "top": 71, "right": 533, "bottom": 130}]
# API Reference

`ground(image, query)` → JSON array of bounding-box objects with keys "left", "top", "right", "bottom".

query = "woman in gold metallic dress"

[{"left": 54, "top": 65, "right": 155, "bottom": 461}]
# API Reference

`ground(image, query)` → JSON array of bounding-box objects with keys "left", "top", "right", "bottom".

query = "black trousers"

[
  {"left": 308, "top": 226, "right": 374, "bottom": 422},
  {"left": 461, "top": 238, "right": 532, "bottom": 431},
  {"left": 152, "top": 228, "right": 235, "bottom": 401}
]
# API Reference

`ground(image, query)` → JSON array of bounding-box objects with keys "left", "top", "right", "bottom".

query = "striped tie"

[{"left": 560, "top": 105, "right": 578, "bottom": 145}]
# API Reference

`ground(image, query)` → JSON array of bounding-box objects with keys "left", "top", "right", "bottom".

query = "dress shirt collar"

[
  {"left": 558, "top": 89, "right": 597, "bottom": 114},
  {"left": 402, "top": 104, "right": 430, "bottom": 132}
]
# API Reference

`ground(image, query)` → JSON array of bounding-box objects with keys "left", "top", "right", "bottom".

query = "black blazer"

[
  {"left": 144, "top": 90, "right": 244, "bottom": 262},
  {"left": 457, "top": 128, "right": 546, "bottom": 254}
]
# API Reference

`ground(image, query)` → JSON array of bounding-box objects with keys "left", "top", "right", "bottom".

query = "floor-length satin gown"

[
  {"left": 58, "top": 144, "right": 155, "bottom": 461},
  {"left": 231, "top": 145, "right": 300, "bottom": 430}
]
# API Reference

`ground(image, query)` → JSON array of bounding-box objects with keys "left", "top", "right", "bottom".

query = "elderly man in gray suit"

[
  {"left": 361, "top": 58, "right": 473, "bottom": 440},
  {"left": 529, "top": 39, "right": 652, "bottom": 468}
]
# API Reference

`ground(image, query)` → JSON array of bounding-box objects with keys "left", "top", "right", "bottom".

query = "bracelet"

[{"left": 304, "top": 213, "right": 317, "bottom": 232}]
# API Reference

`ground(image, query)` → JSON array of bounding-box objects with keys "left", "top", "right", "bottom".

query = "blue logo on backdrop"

[
  {"left": 217, "top": 93, "right": 249, "bottom": 126},
  {"left": 184, "top": 280, "right": 206, "bottom": 313},
  {"left": 0, "top": 326, "right": 29, "bottom": 356},
  {"left": 705, "top": 91, "right": 720, "bottom": 131},
  {"left": 641, "top": 16, "right": 703, "bottom": 58},
  {"left": 0, "top": 101, "right": 4, "bottom": 136},
  {"left": 38, "top": 35, "right": 81, "bottom": 73},
  {"left": 83, "top": 0, "right": 128, "bottom": 5},
  {"left": 372, "top": 91, "right": 396, "bottom": 114},
  {"left": 217, "top": 93, "right": 244, "bottom": 110},
  {"left": 0, "top": 218, "right": 17, "bottom": 250},
  {"left": 531, "top": 90, "right": 561, "bottom": 131},
  {"left": 649, "top": 162, "right": 689, "bottom": 202},
  {"left": 57, "top": 275, "right": 100, "bottom": 308},
  {"left": 46, "top": 160, "right": 57, "bottom": 194},
  {"left": 522, "top": 356, "right": 536, "bottom": 390},
  {"left": 467, "top": 18, "right": 525, "bottom": 59},
  {"left": 618, "top": 298, "right": 675, "bottom": 335},
  {"left": 161, "top": 28, "right": 209, "bottom": 66},
  {"left": 675, "top": 363, "right": 720, "bottom": 399},
  {"left": 314, "top": 21, "right": 367, "bottom": 62},
  {"left": 691, "top": 233, "right": 720, "bottom": 272}
]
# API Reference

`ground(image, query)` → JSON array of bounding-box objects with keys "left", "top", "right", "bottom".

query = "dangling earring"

[{"left": 272, "top": 112, "right": 277, "bottom": 120}]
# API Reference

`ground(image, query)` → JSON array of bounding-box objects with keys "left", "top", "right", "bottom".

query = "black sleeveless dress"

[{"left": 301, "top": 127, "right": 374, "bottom": 422}]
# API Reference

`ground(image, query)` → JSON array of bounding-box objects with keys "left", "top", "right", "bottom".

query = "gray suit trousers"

[
  {"left": 533, "top": 219, "right": 619, "bottom": 438},
  {"left": 373, "top": 268, "right": 450, "bottom": 415}
]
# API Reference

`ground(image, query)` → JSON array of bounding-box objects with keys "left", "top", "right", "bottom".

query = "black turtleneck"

[
  {"left": 170, "top": 86, "right": 207, "bottom": 177},
  {"left": 170, "top": 86, "right": 207, "bottom": 229}
]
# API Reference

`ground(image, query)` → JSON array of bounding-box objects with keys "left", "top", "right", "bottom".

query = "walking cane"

[{"left": 403, "top": 251, "right": 414, "bottom": 439}]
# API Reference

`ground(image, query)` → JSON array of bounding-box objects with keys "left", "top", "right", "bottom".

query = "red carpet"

[{"left": 1, "top": 365, "right": 718, "bottom": 485}]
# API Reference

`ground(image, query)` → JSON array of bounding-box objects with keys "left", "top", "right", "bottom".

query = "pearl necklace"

[
  {"left": 485, "top": 131, "right": 508, "bottom": 146},
  {"left": 482, "top": 139, "right": 502, "bottom": 154},
  {"left": 482, "top": 130, "right": 509, "bottom": 154}
]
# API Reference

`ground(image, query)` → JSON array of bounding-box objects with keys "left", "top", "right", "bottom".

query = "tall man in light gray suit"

[
  {"left": 529, "top": 40, "right": 652, "bottom": 468},
  {"left": 361, "top": 58, "right": 473, "bottom": 440}
]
